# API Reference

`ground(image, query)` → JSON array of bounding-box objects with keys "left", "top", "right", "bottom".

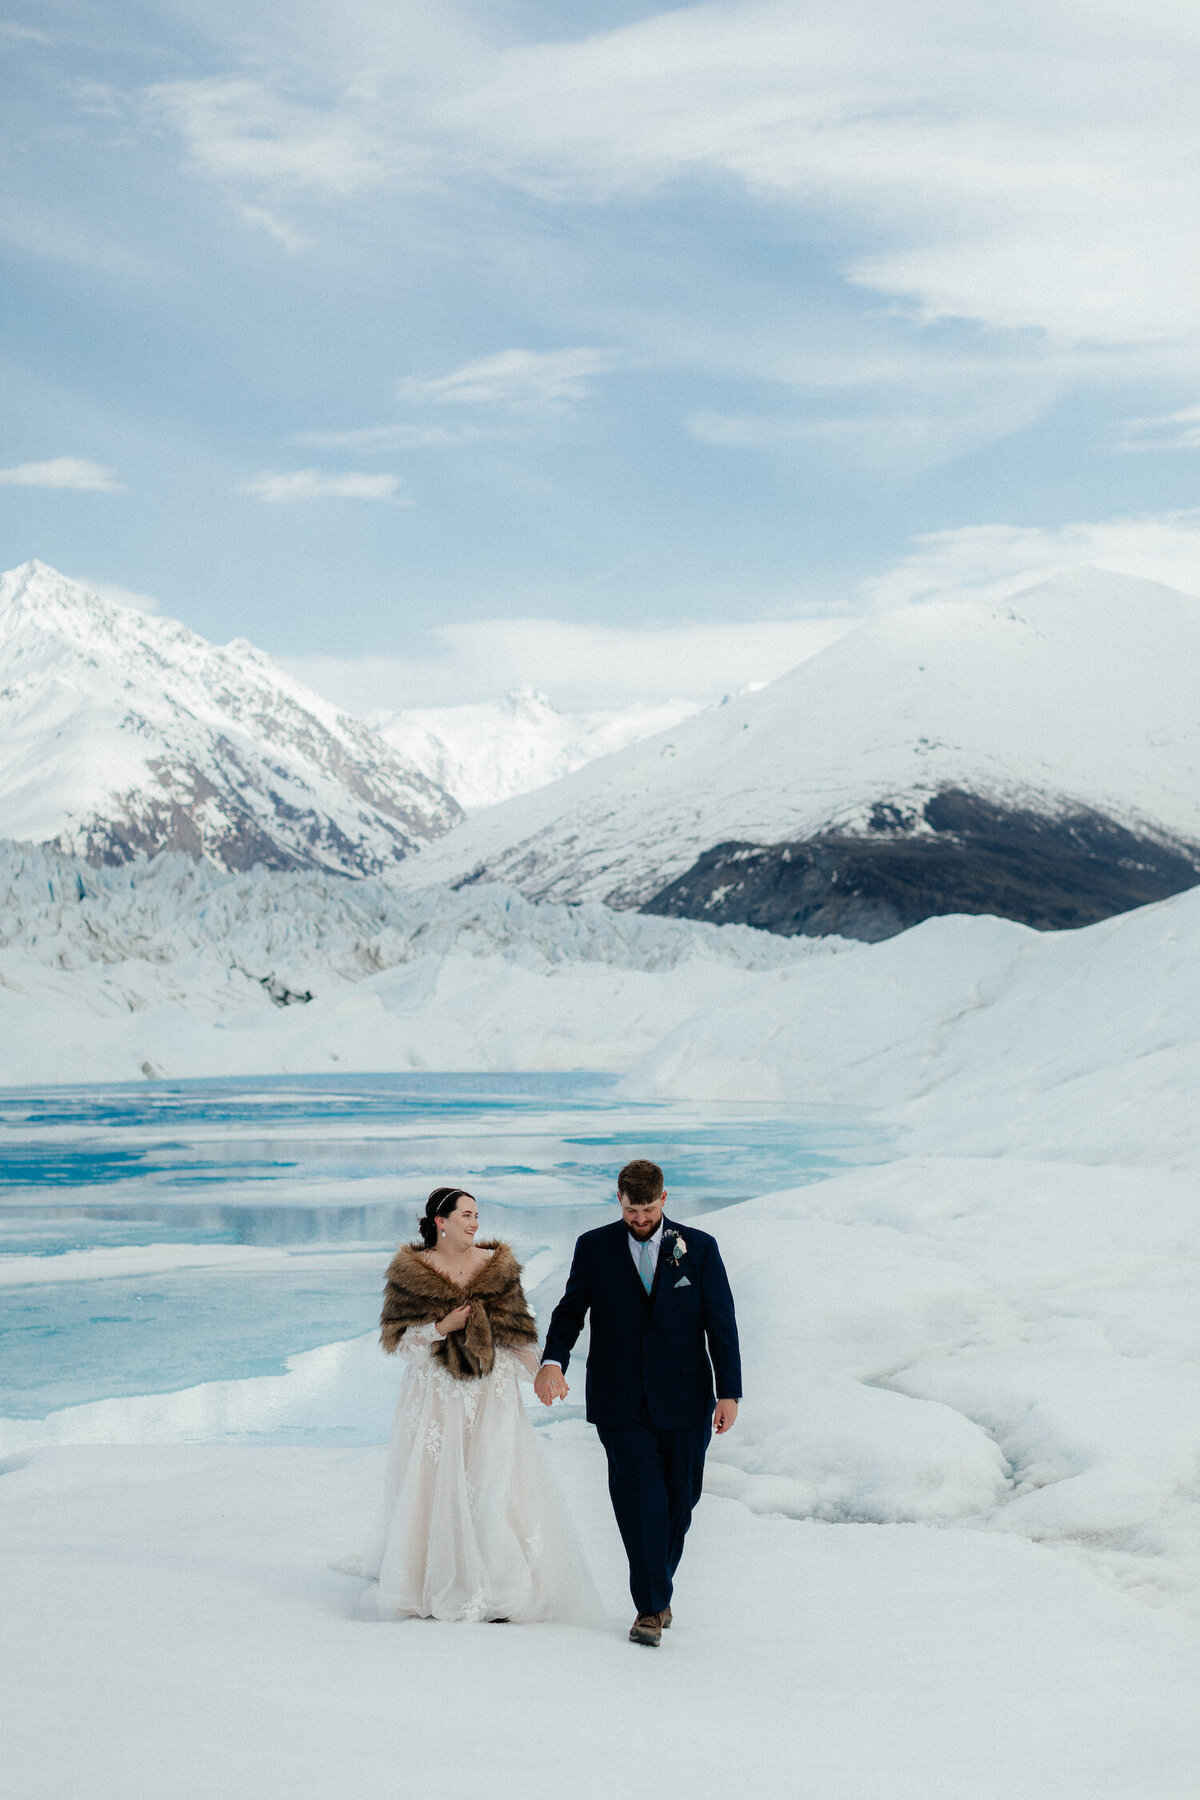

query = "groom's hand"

[
  {"left": 713, "top": 1399, "right": 739, "bottom": 1435},
  {"left": 534, "top": 1364, "right": 569, "bottom": 1406}
]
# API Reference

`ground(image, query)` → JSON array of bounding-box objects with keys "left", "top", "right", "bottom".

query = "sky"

[{"left": 4, "top": 0, "right": 1200, "bottom": 709}]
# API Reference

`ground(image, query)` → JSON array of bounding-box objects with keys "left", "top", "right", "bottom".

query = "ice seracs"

[
  {"left": 0, "top": 841, "right": 850, "bottom": 1084},
  {"left": 0, "top": 561, "right": 460, "bottom": 875},
  {"left": 398, "top": 568, "right": 1200, "bottom": 938}
]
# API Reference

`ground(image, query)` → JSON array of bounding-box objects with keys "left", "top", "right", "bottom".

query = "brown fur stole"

[{"left": 380, "top": 1239, "right": 538, "bottom": 1379}]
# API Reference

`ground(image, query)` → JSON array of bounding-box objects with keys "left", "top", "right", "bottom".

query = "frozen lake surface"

[{"left": 0, "top": 1073, "right": 885, "bottom": 1418}]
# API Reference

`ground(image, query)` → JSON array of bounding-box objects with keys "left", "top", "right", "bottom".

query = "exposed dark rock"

[
  {"left": 641, "top": 789, "right": 1200, "bottom": 941},
  {"left": 258, "top": 972, "right": 313, "bottom": 1007}
]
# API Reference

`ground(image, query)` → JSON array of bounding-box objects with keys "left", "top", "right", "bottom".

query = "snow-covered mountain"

[
  {"left": 0, "top": 562, "right": 460, "bottom": 874},
  {"left": 399, "top": 569, "right": 1200, "bottom": 938},
  {"left": 368, "top": 688, "right": 702, "bottom": 811}
]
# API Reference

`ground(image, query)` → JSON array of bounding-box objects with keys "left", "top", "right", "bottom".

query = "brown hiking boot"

[
  {"left": 629, "top": 1610, "right": 666, "bottom": 1646},
  {"left": 660, "top": 1605, "right": 672, "bottom": 1629}
]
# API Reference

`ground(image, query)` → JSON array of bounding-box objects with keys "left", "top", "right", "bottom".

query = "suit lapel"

[{"left": 610, "top": 1217, "right": 681, "bottom": 1308}]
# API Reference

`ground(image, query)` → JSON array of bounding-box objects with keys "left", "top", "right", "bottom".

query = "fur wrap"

[{"left": 380, "top": 1239, "right": 538, "bottom": 1379}]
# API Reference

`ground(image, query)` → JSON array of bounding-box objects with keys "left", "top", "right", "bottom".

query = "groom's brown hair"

[{"left": 617, "top": 1159, "right": 664, "bottom": 1205}]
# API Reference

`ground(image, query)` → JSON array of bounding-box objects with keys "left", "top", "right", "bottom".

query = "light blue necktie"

[{"left": 638, "top": 1240, "right": 654, "bottom": 1294}]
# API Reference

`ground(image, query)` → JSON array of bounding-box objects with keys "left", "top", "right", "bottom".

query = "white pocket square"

[{"left": 675, "top": 1275, "right": 691, "bottom": 1287}]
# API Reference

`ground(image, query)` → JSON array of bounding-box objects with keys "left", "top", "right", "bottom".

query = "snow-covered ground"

[
  {"left": 396, "top": 568, "right": 1200, "bottom": 905},
  {"left": 6, "top": 834, "right": 1200, "bottom": 1793},
  {"left": 626, "top": 881, "right": 1200, "bottom": 1168},
  {"left": 6, "top": 1434, "right": 1200, "bottom": 1800},
  {"left": 370, "top": 687, "right": 703, "bottom": 810},
  {"left": 7, "top": 1149, "right": 1200, "bottom": 1797}
]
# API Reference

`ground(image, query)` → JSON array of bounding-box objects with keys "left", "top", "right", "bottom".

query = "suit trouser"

[{"left": 595, "top": 1403, "right": 712, "bottom": 1615}]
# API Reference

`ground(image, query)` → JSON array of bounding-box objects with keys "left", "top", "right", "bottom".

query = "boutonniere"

[{"left": 663, "top": 1229, "right": 687, "bottom": 1264}]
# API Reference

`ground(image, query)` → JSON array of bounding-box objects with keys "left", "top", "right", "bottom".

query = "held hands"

[
  {"left": 534, "top": 1364, "right": 569, "bottom": 1407},
  {"left": 436, "top": 1302, "right": 472, "bottom": 1336},
  {"left": 713, "top": 1399, "right": 739, "bottom": 1436}
]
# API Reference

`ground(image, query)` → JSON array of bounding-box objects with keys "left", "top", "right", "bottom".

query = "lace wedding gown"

[{"left": 359, "top": 1322, "right": 603, "bottom": 1624}]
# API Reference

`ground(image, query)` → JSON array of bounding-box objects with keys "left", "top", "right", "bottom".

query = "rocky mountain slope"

[
  {"left": 0, "top": 562, "right": 460, "bottom": 874},
  {"left": 399, "top": 569, "right": 1200, "bottom": 938}
]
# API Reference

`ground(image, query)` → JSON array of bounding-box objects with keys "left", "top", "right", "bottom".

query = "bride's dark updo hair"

[{"left": 418, "top": 1186, "right": 474, "bottom": 1249}]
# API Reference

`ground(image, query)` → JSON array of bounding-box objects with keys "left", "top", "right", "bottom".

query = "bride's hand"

[{"left": 436, "top": 1302, "right": 472, "bottom": 1335}]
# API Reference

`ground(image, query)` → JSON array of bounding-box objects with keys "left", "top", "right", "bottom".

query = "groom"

[{"left": 534, "top": 1159, "right": 741, "bottom": 1646}]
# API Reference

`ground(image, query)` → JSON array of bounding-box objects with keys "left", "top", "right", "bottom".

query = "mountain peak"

[
  {"left": 0, "top": 561, "right": 461, "bottom": 874},
  {"left": 1008, "top": 564, "right": 1200, "bottom": 608},
  {"left": 399, "top": 563, "right": 1200, "bottom": 936},
  {"left": 0, "top": 557, "right": 72, "bottom": 610}
]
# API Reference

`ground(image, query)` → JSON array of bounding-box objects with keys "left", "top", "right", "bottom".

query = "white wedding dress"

[{"left": 358, "top": 1321, "right": 602, "bottom": 1624}]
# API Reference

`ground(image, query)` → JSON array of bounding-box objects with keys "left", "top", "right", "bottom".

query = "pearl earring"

[{"left": 440, "top": 1227, "right": 447, "bottom": 1239}]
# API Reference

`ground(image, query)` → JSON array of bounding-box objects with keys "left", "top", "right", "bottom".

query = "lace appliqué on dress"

[
  {"left": 492, "top": 1355, "right": 514, "bottom": 1398},
  {"left": 460, "top": 1586, "right": 488, "bottom": 1623}
]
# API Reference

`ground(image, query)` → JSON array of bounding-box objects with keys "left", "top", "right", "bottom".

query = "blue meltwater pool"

[{"left": 0, "top": 1072, "right": 887, "bottom": 1422}]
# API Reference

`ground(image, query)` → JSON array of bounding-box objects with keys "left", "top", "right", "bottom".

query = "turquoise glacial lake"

[{"left": 0, "top": 1073, "right": 887, "bottom": 1418}]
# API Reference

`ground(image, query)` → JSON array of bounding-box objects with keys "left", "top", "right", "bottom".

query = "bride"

[{"left": 359, "top": 1186, "right": 601, "bottom": 1624}]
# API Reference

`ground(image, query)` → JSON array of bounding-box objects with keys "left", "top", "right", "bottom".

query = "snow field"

[
  {"left": 707, "top": 1159, "right": 1200, "bottom": 1611},
  {"left": 5, "top": 797, "right": 1200, "bottom": 1790},
  {"left": 8, "top": 1153, "right": 1200, "bottom": 1615},
  {"left": 628, "top": 881, "right": 1200, "bottom": 1168},
  {"left": 4, "top": 1436, "right": 1200, "bottom": 1800}
]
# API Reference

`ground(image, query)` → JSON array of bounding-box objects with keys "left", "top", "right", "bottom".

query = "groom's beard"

[{"left": 626, "top": 1220, "right": 660, "bottom": 1240}]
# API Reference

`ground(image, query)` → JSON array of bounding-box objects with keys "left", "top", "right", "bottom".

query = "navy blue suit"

[{"left": 543, "top": 1216, "right": 742, "bottom": 1615}]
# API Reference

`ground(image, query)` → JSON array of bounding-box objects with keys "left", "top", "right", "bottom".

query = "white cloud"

[
  {"left": 237, "top": 203, "right": 312, "bottom": 253},
  {"left": 436, "top": 2, "right": 1200, "bottom": 351},
  {"left": 146, "top": 76, "right": 391, "bottom": 197},
  {"left": 82, "top": 578, "right": 161, "bottom": 615},
  {"left": 688, "top": 413, "right": 814, "bottom": 448},
  {"left": 293, "top": 423, "right": 500, "bottom": 451},
  {"left": 0, "top": 457, "right": 123, "bottom": 492},
  {"left": 688, "top": 384, "right": 1053, "bottom": 471},
  {"left": 859, "top": 512, "right": 1200, "bottom": 612},
  {"left": 398, "top": 347, "right": 618, "bottom": 410},
  {"left": 0, "top": 201, "right": 152, "bottom": 278},
  {"left": 280, "top": 501, "right": 1200, "bottom": 715},
  {"left": 284, "top": 615, "right": 854, "bottom": 711},
  {"left": 1111, "top": 405, "right": 1200, "bottom": 454},
  {"left": 242, "top": 469, "right": 410, "bottom": 503},
  {"left": 136, "top": 1, "right": 1200, "bottom": 423},
  {"left": 1, "top": 20, "right": 53, "bottom": 43}
]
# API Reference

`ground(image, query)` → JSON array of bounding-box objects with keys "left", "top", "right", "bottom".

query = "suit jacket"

[{"left": 542, "top": 1216, "right": 742, "bottom": 1430}]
